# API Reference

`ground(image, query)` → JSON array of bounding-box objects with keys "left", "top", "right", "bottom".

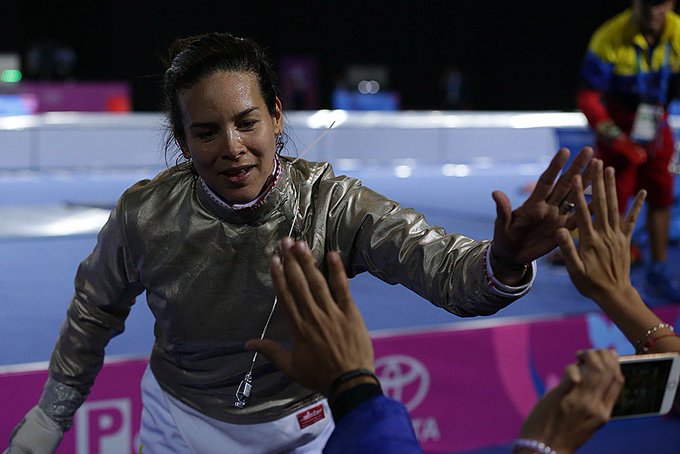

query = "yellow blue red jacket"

[{"left": 578, "top": 8, "right": 680, "bottom": 129}]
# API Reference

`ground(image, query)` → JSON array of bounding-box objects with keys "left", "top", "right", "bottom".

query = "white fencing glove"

[
  {"left": 5, "top": 405, "right": 63, "bottom": 454},
  {"left": 5, "top": 377, "right": 86, "bottom": 454}
]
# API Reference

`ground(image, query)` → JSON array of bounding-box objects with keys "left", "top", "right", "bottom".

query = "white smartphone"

[{"left": 611, "top": 352, "right": 680, "bottom": 420}]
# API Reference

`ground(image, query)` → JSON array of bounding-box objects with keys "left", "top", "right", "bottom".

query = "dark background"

[{"left": 0, "top": 1, "right": 635, "bottom": 111}]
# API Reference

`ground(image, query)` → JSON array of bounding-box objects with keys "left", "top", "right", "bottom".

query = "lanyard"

[
  {"left": 234, "top": 122, "right": 336, "bottom": 410},
  {"left": 635, "top": 41, "right": 672, "bottom": 104}
]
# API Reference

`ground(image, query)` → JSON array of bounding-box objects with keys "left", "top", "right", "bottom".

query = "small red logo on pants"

[{"left": 296, "top": 404, "right": 325, "bottom": 429}]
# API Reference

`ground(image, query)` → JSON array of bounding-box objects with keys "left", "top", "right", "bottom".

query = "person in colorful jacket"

[{"left": 578, "top": 0, "right": 680, "bottom": 301}]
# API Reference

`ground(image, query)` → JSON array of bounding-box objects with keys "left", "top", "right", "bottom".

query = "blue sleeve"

[
  {"left": 324, "top": 396, "right": 422, "bottom": 454},
  {"left": 580, "top": 50, "right": 614, "bottom": 90}
]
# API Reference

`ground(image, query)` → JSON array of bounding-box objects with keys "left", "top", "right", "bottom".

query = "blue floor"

[
  {"left": 0, "top": 163, "right": 568, "bottom": 364},
  {"left": 2, "top": 163, "right": 679, "bottom": 365}
]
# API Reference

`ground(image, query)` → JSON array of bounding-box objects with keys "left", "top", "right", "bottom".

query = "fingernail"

[
  {"left": 271, "top": 254, "right": 281, "bottom": 266},
  {"left": 294, "top": 240, "right": 309, "bottom": 252},
  {"left": 282, "top": 236, "right": 293, "bottom": 249}
]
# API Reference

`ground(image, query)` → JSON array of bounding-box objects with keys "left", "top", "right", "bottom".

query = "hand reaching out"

[
  {"left": 554, "top": 160, "right": 680, "bottom": 353},
  {"left": 246, "top": 237, "right": 375, "bottom": 397},
  {"left": 491, "top": 147, "right": 593, "bottom": 270},
  {"left": 556, "top": 159, "right": 646, "bottom": 303}
]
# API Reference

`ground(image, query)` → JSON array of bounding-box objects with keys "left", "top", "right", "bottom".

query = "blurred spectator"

[
  {"left": 25, "top": 38, "right": 77, "bottom": 80},
  {"left": 439, "top": 64, "right": 473, "bottom": 110},
  {"left": 577, "top": 0, "right": 680, "bottom": 301},
  {"left": 280, "top": 56, "right": 318, "bottom": 110}
]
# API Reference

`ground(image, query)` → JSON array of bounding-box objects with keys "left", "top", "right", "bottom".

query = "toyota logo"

[{"left": 375, "top": 354, "right": 430, "bottom": 411}]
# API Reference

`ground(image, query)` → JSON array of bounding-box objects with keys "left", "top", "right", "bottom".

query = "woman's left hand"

[{"left": 491, "top": 147, "right": 593, "bottom": 268}]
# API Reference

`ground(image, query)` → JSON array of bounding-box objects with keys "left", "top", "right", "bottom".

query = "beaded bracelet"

[
  {"left": 635, "top": 323, "right": 674, "bottom": 354},
  {"left": 512, "top": 438, "right": 557, "bottom": 454},
  {"left": 328, "top": 368, "right": 381, "bottom": 401}
]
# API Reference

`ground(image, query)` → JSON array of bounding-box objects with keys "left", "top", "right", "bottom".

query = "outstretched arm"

[{"left": 556, "top": 160, "right": 680, "bottom": 354}]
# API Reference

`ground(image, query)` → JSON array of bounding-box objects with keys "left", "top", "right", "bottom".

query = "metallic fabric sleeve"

[
  {"left": 46, "top": 189, "right": 145, "bottom": 403},
  {"left": 318, "top": 174, "right": 520, "bottom": 316}
]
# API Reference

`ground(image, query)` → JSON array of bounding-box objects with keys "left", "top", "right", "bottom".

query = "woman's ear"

[
  {"left": 178, "top": 139, "right": 191, "bottom": 160},
  {"left": 273, "top": 97, "right": 283, "bottom": 135}
]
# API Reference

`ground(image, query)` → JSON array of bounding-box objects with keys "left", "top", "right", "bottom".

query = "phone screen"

[{"left": 612, "top": 358, "right": 673, "bottom": 417}]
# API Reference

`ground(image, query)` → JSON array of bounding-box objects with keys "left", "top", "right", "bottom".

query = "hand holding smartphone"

[
  {"left": 611, "top": 353, "right": 680, "bottom": 420},
  {"left": 518, "top": 349, "right": 624, "bottom": 454}
]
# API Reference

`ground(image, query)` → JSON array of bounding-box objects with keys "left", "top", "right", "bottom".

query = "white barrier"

[{"left": 0, "top": 111, "right": 597, "bottom": 171}]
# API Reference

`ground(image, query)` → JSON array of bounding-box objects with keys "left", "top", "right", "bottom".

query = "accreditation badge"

[
  {"left": 630, "top": 103, "right": 664, "bottom": 143},
  {"left": 669, "top": 142, "right": 680, "bottom": 175}
]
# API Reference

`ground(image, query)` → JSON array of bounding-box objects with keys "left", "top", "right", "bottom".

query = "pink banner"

[
  {"left": 2, "top": 307, "right": 678, "bottom": 453},
  {"left": 371, "top": 306, "right": 680, "bottom": 453},
  {"left": 1, "top": 358, "right": 146, "bottom": 454},
  {"left": 14, "top": 82, "right": 131, "bottom": 112}
]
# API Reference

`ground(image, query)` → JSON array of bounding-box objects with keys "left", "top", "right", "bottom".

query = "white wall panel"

[
  {"left": 36, "top": 128, "right": 164, "bottom": 169},
  {"left": 0, "top": 130, "right": 32, "bottom": 169},
  {"left": 442, "top": 127, "right": 557, "bottom": 164},
  {"left": 0, "top": 111, "right": 589, "bottom": 171}
]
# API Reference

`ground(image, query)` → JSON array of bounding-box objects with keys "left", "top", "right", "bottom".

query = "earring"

[{"left": 275, "top": 133, "right": 284, "bottom": 153}]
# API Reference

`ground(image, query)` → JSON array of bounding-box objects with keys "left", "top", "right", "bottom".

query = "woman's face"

[{"left": 179, "top": 71, "right": 282, "bottom": 204}]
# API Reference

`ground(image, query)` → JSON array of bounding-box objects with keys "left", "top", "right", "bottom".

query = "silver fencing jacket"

[{"left": 46, "top": 156, "right": 529, "bottom": 424}]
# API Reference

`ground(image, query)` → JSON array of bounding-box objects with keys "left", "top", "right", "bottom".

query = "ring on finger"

[{"left": 559, "top": 200, "right": 576, "bottom": 215}]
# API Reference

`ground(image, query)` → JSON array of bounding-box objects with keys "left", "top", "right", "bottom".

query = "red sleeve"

[{"left": 576, "top": 88, "right": 610, "bottom": 128}]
